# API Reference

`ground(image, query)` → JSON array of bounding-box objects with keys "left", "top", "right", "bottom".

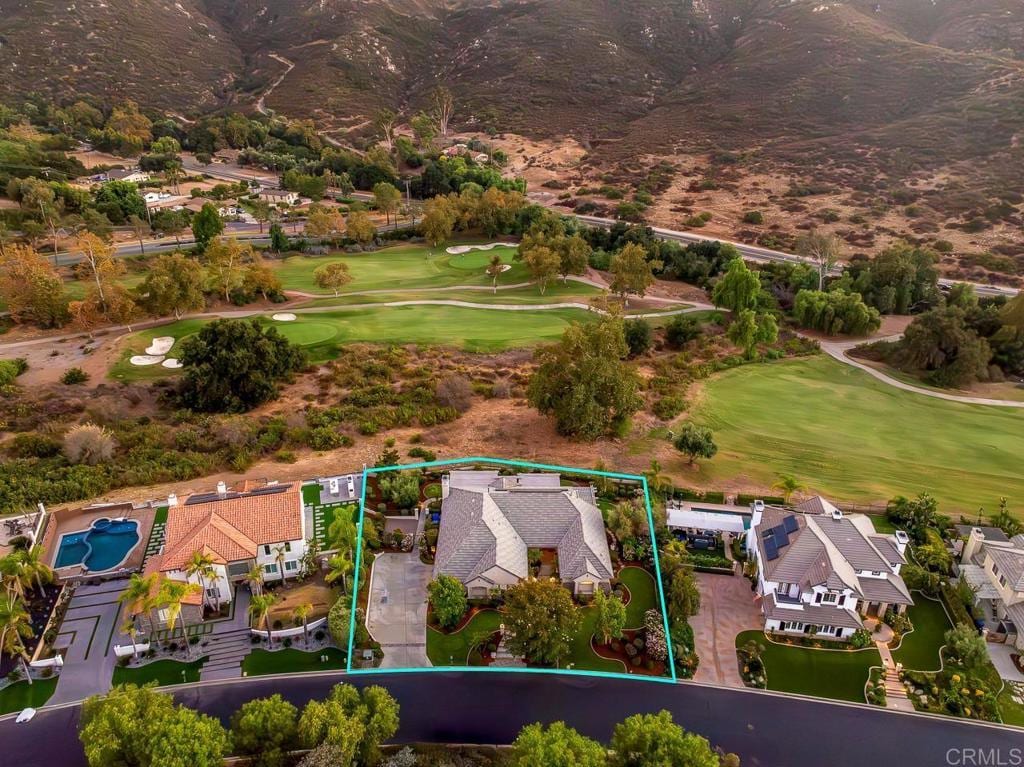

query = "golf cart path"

[{"left": 817, "top": 335, "right": 1024, "bottom": 409}]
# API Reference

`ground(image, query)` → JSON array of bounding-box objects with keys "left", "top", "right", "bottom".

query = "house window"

[
  {"left": 814, "top": 593, "right": 823, "bottom": 604},
  {"left": 205, "top": 587, "right": 218, "bottom": 598},
  {"left": 264, "top": 544, "right": 271, "bottom": 556},
  {"left": 1000, "top": 575, "right": 1007, "bottom": 588},
  {"left": 993, "top": 563, "right": 1000, "bottom": 577},
  {"left": 284, "top": 541, "right": 292, "bottom": 553},
  {"left": 822, "top": 592, "right": 838, "bottom": 605},
  {"left": 264, "top": 563, "right": 279, "bottom": 576},
  {"left": 284, "top": 560, "right": 298, "bottom": 572},
  {"left": 158, "top": 609, "right": 169, "bottom": 622},
  {"left": 834, "top": 627, "right": 843, "bottom": 637}
]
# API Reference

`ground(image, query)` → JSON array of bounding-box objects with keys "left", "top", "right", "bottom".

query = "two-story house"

[
  {"left": 958, "top": 527, "right": 1024, "bottom": 649},
  {"left": 139, "top": 481, "right": 307, "bottom": 632},
  {"left": 746, "top": 496, "right": 913, "bottom": 640}
]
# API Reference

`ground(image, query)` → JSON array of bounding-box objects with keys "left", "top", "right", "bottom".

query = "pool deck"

[{"left": 41, "top": 503, "right": 155, "bottom": 580}]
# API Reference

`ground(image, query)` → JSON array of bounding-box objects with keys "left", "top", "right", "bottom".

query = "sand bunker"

[
  {"left": 129, "top": 355, "right": 164, "bottom": 366},
  {"left": 145, "top": 336, "right": 175, "bottom": 355},
  {"left": 272, "top": 313, "right": 297, "bottom": 322},
  {"left": 446, "top": 243, "right": 511, "bottom": 255},
  {"left": 161, "top": 358, "right": 183, "bottom": 369}
]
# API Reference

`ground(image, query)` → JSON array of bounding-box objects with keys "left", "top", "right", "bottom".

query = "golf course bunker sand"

[
  {"left": 161, "top": 358, "right": 183, "bottom": 369},
  {"left": 446, "top": 243, "right": 512, "bottom": 254},
  {"left": 145, "top": 336, "right": 175, "bottom": 355},
  {"left": 272, "top": 313, "right": 297, "bottom": 321},
  {"left": 129, "top": 355, "right": 164, "bottom": 366}
]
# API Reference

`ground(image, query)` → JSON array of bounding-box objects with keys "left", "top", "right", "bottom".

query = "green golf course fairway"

[
  {"left": 271, "top": 242, "right": 526, "bottom": 295},
  {"left": 110, "top": 305, "right": 596, "bottom": 381},
  {"left": 692, "top": 355, "right": 1024, "bottom": 513}
]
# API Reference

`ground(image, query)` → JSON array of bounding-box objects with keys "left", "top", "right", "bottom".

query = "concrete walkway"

[
  {"left": 988, "top": 642, "right": 1024, "bottom": 683},
  {"left": 690, "top": 572, "right": 763, "bottom": 687},
  {"left": 366, "top": 553, "right": 432, "bottom": 668},
  {"left": 875, "top": 639, "right": 916, "bottom": 712}
]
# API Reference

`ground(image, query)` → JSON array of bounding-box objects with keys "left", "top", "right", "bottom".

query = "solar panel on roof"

[
  {"left": 248, "top": 486, "right": 287, "bottom": 496},
  {"left": 764, "top": 538, "right": 779, "bottom": 561},
  {"left": 783, "top": 515, "right": 799, "bottom": 533},
  {"left": 771, "top": 524, "right": 790, "bottom": 547}
]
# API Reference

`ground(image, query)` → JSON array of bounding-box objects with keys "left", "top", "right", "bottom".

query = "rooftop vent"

[
  {"left": 216, "top": 481, "right": 227, "bottom": 497},
  {"left": 831, "top": 508, "right": 843, "bottom": 521},
  {"left": 753, "top": 500, "right": 765, "bottom": 512}
]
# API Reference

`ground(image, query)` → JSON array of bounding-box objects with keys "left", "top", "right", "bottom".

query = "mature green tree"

[
  {"left": 190, "top": 203, "right": 224, "bottom": 253},
  {"left": 297, "top": 684, "right": 399, "bottom": 766},
  {"left": 897, "top": 306, "right": 991, "bottom": 388},
  {"left": 313, "top": 262, "right": 353, "bottom": 296},
  {"left": 793, "top": 289, "right": 881, "bottom": 336},
  {"left": 558, "top": 234, "right": 591, "bottom": 283},
  {"left": 944, "top": 624, "right": 987, "bottom": 670},
  {"left": 886, "top": 493, "right": 938, "bottom": 544},
  {"left": 230, "top": 694, "right": 299, "bottom": 767},
  {"left": 421, "top": 196, "right": 456, "bottom": 246},
  {"left": 372, "top": 182, "right": 402, "bottom": 226},
  {"left": 712, "top": 257, "right": 762, "bottom": 312},
  {"left": 411, "top": 112, "right": 437, "bottom": 148},
  {"left": 178, "top": 319, "right": 307, "bottom": 412},
  {"left": 528, "top": 317, "right": 642, "bottom": 440},
  {"left": 842, "top": 242, "right": 939, "bottom": 314},
  {"left": 428, "top": 575, "right": 468, "bottom": 629},
  {"left": 623, "top": 318, "right": 652, "bottom": 357},
  {"left": 93, "top": 181, "right": 146, "bottom": 224},
  {"left": 269, "top": 222, "right": 289, "bottom": 252},
  {"left": 609, "top": 242, "right": 659, "bottom": 303},
  {"left": 727, "top": 308, "right": 778, "bottom": 358},
  {"left": 796, "top": 230, "right": 842, "bottom": 291},
  {"left": 673, "top": 424, "right": 717, "bottom": 465},
  {"left": 991, "top": 498, "right": 1022, "bottom": 538},
  {"left": 138, "top": 253, "right": 205, "bottom": 319},
  {"left": 665, "top": 314, "right": 701, "bottom": 348},
  {"left": 151, "top": 209, "right": 189, "bottom": 247},
  {"left": 510, "top": 721, "right": 607, "bottom": 767},
  {"left": 503, "top": 579, "right": 580, "bottom": 666},
  {"left": 522, "top": 244, "right": 561, "bottom": 295},
  {"left": 79, "top": 684, "right": 228, "bottom": 767},
  {"left": 609, "top": 710, "right": 719, "bottom": 767},
  {"left": 346, "top": 210, "right": 377, "bottom": 245},
  {"left": 0, "top": 243, "right": 70, "bottom": 327},
  {"left": 592, "top": 588, "right": 627, "bottom": 644}
]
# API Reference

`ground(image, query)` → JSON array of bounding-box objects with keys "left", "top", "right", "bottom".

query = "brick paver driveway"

[{"left": 691, "top": 572, "right": 763, "bottom": 687}]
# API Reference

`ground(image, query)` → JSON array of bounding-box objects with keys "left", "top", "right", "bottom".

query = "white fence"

[{"left": 250, "top": 616, "right": 327, "bottom": 639}]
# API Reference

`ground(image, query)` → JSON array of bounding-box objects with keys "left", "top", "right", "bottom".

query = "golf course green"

[{"left": 692, "top": 355, "right": 1024, "bottom": 513}]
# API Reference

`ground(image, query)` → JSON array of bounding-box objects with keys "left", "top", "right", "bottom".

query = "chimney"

[
  {"left": 167, "top": 493, "right": 178, "bottom": 508},
  {"left": 216, "top": 481, "right": 227, "bottom": 497},
  {"left": 893, "top": 530, "right": 909, "bottom": 556},
  {"left": 961, "top": 528, "right": 985, "bottom": 564},
  {"left": 831, "top": 508, "right": 843, "bottom": 521}
]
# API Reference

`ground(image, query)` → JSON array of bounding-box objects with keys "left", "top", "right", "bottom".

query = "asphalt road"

[{"left": 2, "top": 671, "right": 1021, "bottom": 767}]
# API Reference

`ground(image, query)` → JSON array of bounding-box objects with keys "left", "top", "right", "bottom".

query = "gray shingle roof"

[
  {"left": 988, "top": 546, "right": 1024, "bottom": 591},
  {"left": 858, "top": 574, "right": 913, "bottom": 606},
  {"left": 763, "top": 593, "right": 864, "bottom": 630},
  {"left": 433, "top": 474, "right": 612, "bottom": 586}
]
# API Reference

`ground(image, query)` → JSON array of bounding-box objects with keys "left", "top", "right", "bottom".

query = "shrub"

[
  {"left": 0, "top": 358, "right": 28, "bottom": 386},
  {"left": 742, "top": 211, "right": 764, "bottom": 225},
  {"left": 623, "top": 319, "right": 652, "bottom": 357},
  {"left": 849, "top": 629, "right": 872, "bottom": 648},
  {"left": 408, "top": 446, "right": 436, "bottom": 462},
  {"left": 63, "top": 423, "right": 117, "bottom": 465},
  {"left": 307, "top": 426, "right": 347, "bottom": 451},
  {"left": 664, "top": 315, "right": 701, "bottom": 348},
  {"left": 652, "top": 395, "right": 686, "bottom": 421},
  {"left": 9, "top": 433, "right": 62, "bottom": 458},
  {"left": 435, "top": 375, "right": 473, "bottom": 413},
  {"left": 61, "top": 367, "right": 90, "bottom": 385}
]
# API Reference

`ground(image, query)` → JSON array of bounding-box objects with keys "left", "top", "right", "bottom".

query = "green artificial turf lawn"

[
  {"left": 569, "top": 606, "right": 631, "bottom": 673},
  {"left": 735, "top": 630, "right": 880, "bottom": 702},
  {"left": 242, "top": 647, "right": 346, "bottom": 676},
  {"left": 0, "top": 677, "right": 58, "bottom": 714},
  {"left": 426, "top": 610, "right": 504, "bottom": 666},
  {"left": 619, "top": 567, "right": 658, "bottom": 628},
  {"left": 271, "top": 243, "right": 526, "bottom": 295},
  {"left": 112, "top": 657, "right": 206, "bottom": 687},
  {"left": 892, "top": 595, "right": 953, "bottom": 672},
  {"left": 692, "top": 356, "right": 1024, "bottom": 513},
  {"left": 110, "top": 305, "right": 595, "bottom": 381}
]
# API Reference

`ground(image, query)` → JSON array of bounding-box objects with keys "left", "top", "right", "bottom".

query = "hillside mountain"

[{"left": 1, "top": 0, "right": 1022, "bottom": 182}]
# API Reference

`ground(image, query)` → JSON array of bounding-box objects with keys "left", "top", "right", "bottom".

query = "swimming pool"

[{"left": 54, "top": 518, "right": 141, "bottom": 572}]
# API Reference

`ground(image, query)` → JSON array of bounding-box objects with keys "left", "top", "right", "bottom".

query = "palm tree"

[
  {"left": 0, "top": 555, "right": 28, "bottom": 600},
  {"left": 15, "top": 547, "right": 53, "bottom": 596},
  {"left": 324, "top": 552, "right": 353, "bottom": 594},
  {"left": 772, "top": 474, "right": 806, "bottom": 505},
  {"left": 118, "top": 572, "right": 157, "bottom": 626},
  {"left": 157, "top": 579, "right": 202, "bottom": 658},
  {"left": 486, "top": 254, "right": 504, "bottom": 294},
  {"left": 644, "top": 459, "right": 671, "bottom": 498},
  {"left": 244, "top": 565, "right": 264, "bottom": 597},
  {"left": 0, "top": 593, "right": 33, "bottom": 665},
  {"left": 249, "top": 593, "right": 278, "bottom": 648},
  {"left": 120, "top": 616, "right": 141, "bottom": 657},
  {"left": 273, "top": 545, "right": 288, "bottom": 585},
  {"left": 185, "top": 551, "right": 219, "bottom": 614},
  {"left": 293, "top": 602, "right": 314, "bottom": 648}
]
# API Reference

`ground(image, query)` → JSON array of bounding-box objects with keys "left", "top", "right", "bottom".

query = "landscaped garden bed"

[
  {"left": 242, "top": 647, "right": 346, "bottom": 676},
  {"left": 113, "top": 657, "right": 206, "bottom": 687}
]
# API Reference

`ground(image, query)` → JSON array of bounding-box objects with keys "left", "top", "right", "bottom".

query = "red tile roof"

[{"left": 159, "top": 484, "right": 302, "bottom": 572}]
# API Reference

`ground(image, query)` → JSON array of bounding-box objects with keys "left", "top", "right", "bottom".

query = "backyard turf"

[
  {"left": 735, "top": 630, "right": 880, "bottom": 702},
  {"left": 242, "top": 647, "right": 346, "bottom": 676},
  {"left": 692, "top": 356, "right": 1024, "bottom": 513},
  {"left": 619, "top": 567, "right": 658, "bottom": 628},
  {"left": 112, "top": 657, "right": 206, "bottom": 687},
  {"left": 426, "top": 610, "right": 504, "bottom": 666},
  {"left": 892, "top": 594, "right": 953, "bottom": 672}
]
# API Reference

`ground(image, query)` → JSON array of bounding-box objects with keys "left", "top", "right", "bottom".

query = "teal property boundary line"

[{"left": 345, "top": 456, "right": 678, "bottom": 684}]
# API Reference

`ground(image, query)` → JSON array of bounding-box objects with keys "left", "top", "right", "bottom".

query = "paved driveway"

[
  {"left": 48, "top": 580, "right": 129, "bottom": 705},
  {"left": 366, "top": 553, "right": 432, "bottom": 668},
  {"left": 690, "top": 572, "right": 763, "bottom": 687}
]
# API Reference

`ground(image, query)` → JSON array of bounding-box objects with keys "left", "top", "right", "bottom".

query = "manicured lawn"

[
  {"left": 313, "top": 502, "right": 358, "bottom": 548},
  {"left": 271, "top": 242, "right": 526, "bottom": 295},
  {"left": 0, "top": 677, "right": 58, "bottom": 714},
  {"left": 296, "top": 282, "right": 603, "bottom": 307},
  {"left": 568, "top": 607, "right": 629, "bottom": 673},
  {"left": 242, "top": 647, "right": 346, "bottom": 676},
  {"left": 426, "top": 610, "right": 503, "bottom": 666},
  {"left": 735, "top": 630, "right": 880, "bottom": 702},
  {"left": 892, "top": 595, "right": 953, "bottom": 672},
  {"left": 302, "top": 482, "right": 322, "bottom": 507},
  {"left": 692, "top": 356, "right": 1024, "bottom": 513},
  {"left": 619, "top": 567, "right": 657, "bottom": 628},
  {"left": 111, "top": 305, "right": 596, "bottom": 380},
  {"left": 112, "top": 657, "right": 206, "bottom": 687}
]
